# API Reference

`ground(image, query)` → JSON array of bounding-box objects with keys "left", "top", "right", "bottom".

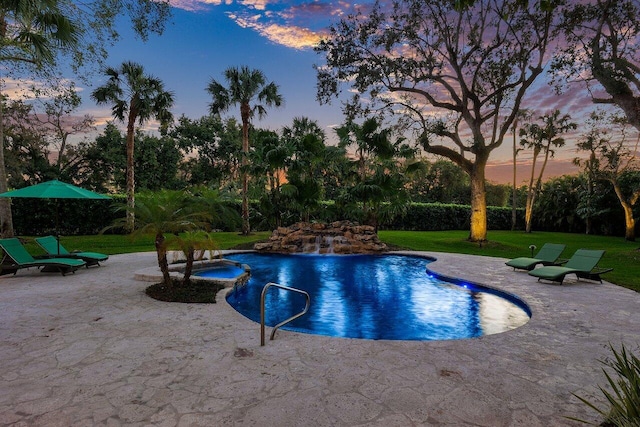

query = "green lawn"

[
  {"left": 19, "top": 230, "right": 639, "bottom": 292},
  {"left": 21, "top": 232, "right": 273, "bottom": 256}
]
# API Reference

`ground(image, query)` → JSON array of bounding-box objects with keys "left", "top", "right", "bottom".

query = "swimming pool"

[{"left": 225, "top": 253, "right": 530, "bottom": 341}]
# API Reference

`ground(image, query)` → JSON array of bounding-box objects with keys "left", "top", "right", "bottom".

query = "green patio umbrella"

[{"left": 0, "top": 180, "right": 110, "bottom": 253}]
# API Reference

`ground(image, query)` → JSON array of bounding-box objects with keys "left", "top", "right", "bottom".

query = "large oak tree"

[
  {"left": 576, "top": 111, "right": 640, "bottom": 241},
  {"left": 316, "top": 0, "right": 558, "bottom": 241}
]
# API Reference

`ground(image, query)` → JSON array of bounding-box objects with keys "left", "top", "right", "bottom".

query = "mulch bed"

[{"left": 145, "top": 278, "right": 225, "bottom": 303}]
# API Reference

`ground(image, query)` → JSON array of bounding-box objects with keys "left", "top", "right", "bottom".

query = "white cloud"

[
  {"left": 227, "top": 12, "right": 322, "bottom": 49},
  {"left": 238, "top": 0, "right": 271, "bottom": 11}
]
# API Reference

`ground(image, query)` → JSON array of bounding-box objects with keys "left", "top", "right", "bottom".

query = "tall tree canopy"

[
  {"left": 557, "top": 0, "right": 640, "bottom": 131},
  {"left": 316, "top": 0, "right": 558, "bottom": 241},
  {"left": 171, "top": 116, "right": 242, "bottom": 188}
]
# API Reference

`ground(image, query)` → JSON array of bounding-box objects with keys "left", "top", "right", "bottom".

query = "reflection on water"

[{"left": 226, "top": 253, "right": 530, "bottom": 341}]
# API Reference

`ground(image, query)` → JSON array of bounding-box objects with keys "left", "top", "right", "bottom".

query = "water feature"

[
  {"left": 312, "top": 235, "right": 336, "bottom": 254},
  {"left": 254, "top": 221, "right": 387, "bottom": 254},
  {"left": 324, "top": 236, "right": 334, "bottom": 254}
]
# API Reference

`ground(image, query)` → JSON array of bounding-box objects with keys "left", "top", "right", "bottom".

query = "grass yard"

[
  {"left": 22, "top": 232, "right": 272, "bottom": 256},
  {"left": 18, "top": 230, "right": 639, "bottom": 292}
]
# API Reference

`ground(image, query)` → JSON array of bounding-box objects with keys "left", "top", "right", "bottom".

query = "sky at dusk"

[{"left": 14, "top": 0, "right": 625, "bottom": 184}]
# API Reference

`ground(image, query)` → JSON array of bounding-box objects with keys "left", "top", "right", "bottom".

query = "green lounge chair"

[
  {"left": 0, "top": 238, "right": 85, "bottom": 276},
  {"left": 528, "top": 249, "right": 612, "bottom": 284},
  {"left": 505, "top": 243, "right": 566, "bottom": 271},
  {"left": 35, "top": 235, "right": 108, "bottom": 267}
]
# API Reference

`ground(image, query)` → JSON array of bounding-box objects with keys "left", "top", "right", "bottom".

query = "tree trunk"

[
  {"left": 524, "top": 194, "right": 534, "bottom": 233},
  {"left": 240, "top": 103, "right": 251, "bottom": 236},
  {"left": 612, "top": 182, "right": 637, "bottom": 241},
  {"left": 0, "top": 90, "right": 14, "bottom": 238},
  {"left": 622, "top": 204, "right": 636, "bottom": 241},
  {"left": 468, "top": 158, "right": 488, "bottom": 242},
  {"left": 183, "top": 247, "right": 194, "bottom": 286},
  {"left": 524, "top": 149, "right": 540, "bottom": 233},
  {"left": 511, "top": 125, "right": 517, "bottom": 231},
  {"left": 585, "top": 161, "right": 595, "bottom": 235},
  {"left": 125, "top": 108, "right": 136, "bottom": 233},
  {"left": 155, "top": 233, "right": 171, "bottom": 285}
]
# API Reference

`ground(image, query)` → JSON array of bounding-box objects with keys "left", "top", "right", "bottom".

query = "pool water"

[
  {"left": 193, "top": 264, "right": 245, "bottom": 279},
  {"left": 225, "top": 253, "right": 530, "bottom": 341}
]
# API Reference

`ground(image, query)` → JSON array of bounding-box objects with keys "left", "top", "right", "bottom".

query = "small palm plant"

[
  {"left": 170, "top": 230, "right": 221, "bottom": 286},
  {"left": 571, "top": 344, "right": 640, "bottom": 426},
  {"left": 107, "top": 190, "right": 211, "bottom": 286}
]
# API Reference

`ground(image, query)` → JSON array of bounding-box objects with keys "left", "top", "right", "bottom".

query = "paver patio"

[{"left": 1, "top": 250, "right": 638, "bottom": 426}]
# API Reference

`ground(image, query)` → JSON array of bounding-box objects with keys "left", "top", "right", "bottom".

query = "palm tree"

[
  {"left": 0, "top": 0, "right": 79, "bottom": 237},
  {"left": 249, "top": 130, "right": 292, "bottom": 228},
  {"left": 91, "top": 61, "right": 174, "bottom": 232},
  {"left": 511, "top": 109, "right": 531, "bottom": 230},
  {"left": 282, "top": 117, "right": 327, "bottom": 222},
  {"left": 336, "top": 118, "right": 413, "bottom": 231},
  {"left": 206, "top": 66, "right": 283, "bottom": 235},
  {"left": 172, "top": 230, "right": 220, "bottom": 285},
  {"left": 519, "top": 110, "right": 576, "bottom": 233}
]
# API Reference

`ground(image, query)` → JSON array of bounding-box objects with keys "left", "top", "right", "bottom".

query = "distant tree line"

[{"left": 4, "top": 95, "right": 639, "bottom": 238}]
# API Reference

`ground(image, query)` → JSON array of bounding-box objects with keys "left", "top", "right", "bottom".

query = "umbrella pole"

[{"left": 56, "top": 200, "right": 60, "bottom": 255}]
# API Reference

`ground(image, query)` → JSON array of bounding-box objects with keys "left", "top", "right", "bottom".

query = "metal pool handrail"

[{"left": 260, "top": 282, "right": 310, "bottom": 346}]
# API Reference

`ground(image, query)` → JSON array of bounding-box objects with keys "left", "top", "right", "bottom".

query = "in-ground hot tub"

[{"left": 170, "top": 258, "right": 250, "bottom": 287}]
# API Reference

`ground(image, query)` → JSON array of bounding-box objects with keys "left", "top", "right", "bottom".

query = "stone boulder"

[{"left": 254, "top": 221, "right": 388, "bottom": 254}]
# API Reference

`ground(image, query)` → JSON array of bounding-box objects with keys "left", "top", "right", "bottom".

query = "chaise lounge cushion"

[
  {"left": 35, "top": 236, "right": 108, "bottom": 267},
  {"left": 0, "top": 238, "right": 85, "bottom": 276},
  {"left": 506, "top": 243, "right": 566, "bottom": 271},
  {"left": 528, "top": 249, "right": 610, "bottom": 284}
]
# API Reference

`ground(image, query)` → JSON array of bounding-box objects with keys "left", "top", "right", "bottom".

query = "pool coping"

[{"left": 1, "top": 250, "right": 638, "bottom": 426}]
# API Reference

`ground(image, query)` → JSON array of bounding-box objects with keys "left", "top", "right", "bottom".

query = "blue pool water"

[{"left": 225, "top": 253, "right": 530, "bottom": 341}]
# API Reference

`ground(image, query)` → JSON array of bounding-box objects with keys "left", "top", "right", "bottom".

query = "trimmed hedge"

[
  {"left": 385, "top": 203, "right": 523, "bottom": 231},
  {"left": 11, "top": 197, "right": 121, "bottom": 236},
  {"left": 10, "top": 196, "right": 524, "bottom": 236}
]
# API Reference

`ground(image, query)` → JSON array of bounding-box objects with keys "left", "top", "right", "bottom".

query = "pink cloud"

[{"left": 227, "top": 12, "right": 323, "bottom": 49}]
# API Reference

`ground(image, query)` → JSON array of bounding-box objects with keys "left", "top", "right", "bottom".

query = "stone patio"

[{"left": 0, "top": 250, "right": 639, "bottom": 426}]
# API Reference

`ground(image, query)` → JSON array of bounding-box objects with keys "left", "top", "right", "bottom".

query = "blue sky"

[
  {"left": 20, "top": 0, "right": 620, "bottom": 183},
  {"left": 83, "top": 1, "right": 360, "bottom": 137}
]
